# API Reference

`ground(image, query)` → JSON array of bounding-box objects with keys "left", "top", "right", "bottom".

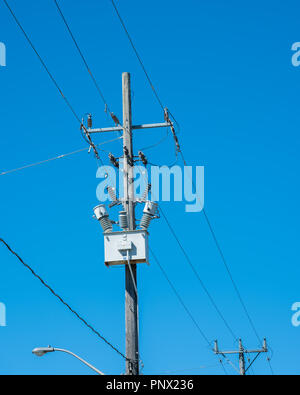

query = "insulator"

[
  {"left": 124, "top": 147, "right": 133, "bottom": 167},
  {"left": 143, "top": 201, "right": 158, "bottom": 216},
  {"left": 140, "top": 201, "right": 158, "bottom": 230},
  {"left": 94, "top": 204, "right": 108, "bottom": 220},
  {"left": 140, "top": 213, "right": 152, "bottom": 230},
  {"left": 93, "top": 204, "right": 112, "bottom": 233},
  {"left": 111, "top": 112, "right": 120, "bottom": 126},
  {"left": 141, "top": 183, "right": 151, "bottom": 202},
  {"left": 119, "top": 211, "right": 128, "bottom": 230},
  {"left": 164, "top": 107, "right": 169, "bottom": 122},
  {"left": 170, "top": 124, "right": 181, "bottom": 152},
  {"left": 87, "top": 114, "right": 93, "bottom": 129},
  {"left": 138, "top": 151, "right": 148, "bottom": 166},
  {"left": 109, "top": 153, "right": 119, "bottom": 168},
  {"left": 107, "top": 186, "right": 117, "bottom": 202},
  {"left": 99, "top": 216, "right": 113, "bottom": 233}
]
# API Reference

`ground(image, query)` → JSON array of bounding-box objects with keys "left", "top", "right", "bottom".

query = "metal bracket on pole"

[
  {"left": 214, "top": 338, "right": 268, "bottom": 375},
  {"left": 87, "top": 122, "right": 172, "bottom": 134}
]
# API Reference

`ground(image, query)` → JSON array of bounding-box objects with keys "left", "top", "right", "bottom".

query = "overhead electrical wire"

[
  {"left": 0, "top": 238, "right": 127, "bottom": 361},
  {"left": 219, "top": 359, "right": 229, "bottom": 375},
  {"left": 110, "top": 0, "right": 165, "bottom": 112},
  {"left": 139, "top": 159, "right": 239, "bottom": 368},
  {"left": 151, "top": 247, "right": 234, "bottom": 372},
  {"left": 109, "top": 0, "right": 263, "bottom": 347},
  {"left": 3, "top": 0, "right": 81, "bottom": 124},
  {"left": 3, "top": 0, "right": 102, "bottom": 164},
  {"left": 267, "top": 357, "right": 274, "bottom": 375},
  {"left": 181, "top": 151, "right": 262, "bottom": 346},
  {"left": 4, "top": 0, "right": 272, "bottom": 374},
  {"left": 135, "top": 158, "right": 238, "bottom": 342},
  {"left": 221, "top": 354, "right": 240, "bottom": 375},
  {"left": 137, "top": 161, "right": 238, "bottom": 341},
  {"left": 0, "top": 136, "right": 122, "bottom": 177},
  {"left": 149, "top": 247, "right": 211, "bottom": 346},
  {"left": 266, "top": 346, "right": 275, "bottom": 375},
  {"left": 53, "top": 0, "right": 118, "bottom": 123},
  {"left": 109, "top": 0, "right": 176, "bottom": 153},
  {"left": 0, "top": 147, "right": 88, "bottom": 176},
  {"left": 138, "top": 163, "right": 238, "bottom": 342},
  {"left": 138, "top": 130, "right": 169, "bottom": 152},
  {"left": 245, "top": 352, "right": 261, "bottom": 375},
  {"left": 157, "top": 206, "right": 238, "bottom": 342}
]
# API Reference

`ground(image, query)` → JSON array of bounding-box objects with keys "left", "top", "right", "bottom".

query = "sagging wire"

[
  {"left": 0, "top": 238, "right": 128, "bottom": 361},
  {"left": 0, "top": 136, "right": 123, "bottom": 177},
  {"left": 3, "top": 0, "right": 81, "bottom": 125},
  {"left": 136, "top": 154, "right": 239, "bottom": 343},
  {"left": 53, "top": 0, "right": 121, "bottom": 127},
  {"left": 219, "top": 359, "right": 229, "bottom": 375},
  {"left": 3, "top": 0, "right": 105, "bottom": 171},
  {"left": 109, "top": 0, "right": 265, "bottom": 352}
]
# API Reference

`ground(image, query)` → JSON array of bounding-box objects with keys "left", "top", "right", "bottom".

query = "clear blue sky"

[{"left": 0, "top": 0, "right": 299, "bottom": 375}]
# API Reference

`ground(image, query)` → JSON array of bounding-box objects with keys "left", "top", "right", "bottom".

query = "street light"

[{"left": 32, "top": 346, "right": 105, "bottom": 375}]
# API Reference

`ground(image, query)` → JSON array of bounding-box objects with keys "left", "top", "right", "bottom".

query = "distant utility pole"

[
  {"left": 214, "top": 338, "right": 268, "bottom": 375},
  {"left": 90, "top": 72, "right": 172, "bottom": 375}
]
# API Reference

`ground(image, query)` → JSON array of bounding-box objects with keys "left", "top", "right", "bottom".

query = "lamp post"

[{"left": 32, "top": 346, "right": 105, "bottom": 375}]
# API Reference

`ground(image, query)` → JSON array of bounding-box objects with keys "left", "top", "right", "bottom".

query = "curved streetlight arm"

[{"left": 53, "top": 348, "right": 105, "bottom": 375}]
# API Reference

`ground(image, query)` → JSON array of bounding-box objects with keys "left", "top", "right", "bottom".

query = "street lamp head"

[{"left": 32, "top": 347, "right": 55, "bottom": 357}]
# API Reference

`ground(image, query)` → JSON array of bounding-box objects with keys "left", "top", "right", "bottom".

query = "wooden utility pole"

[
  {"left": 214, "top": 338, "right": 268, "bottom": 376},
  {"left": 122, "top": 72, "right": 139, "bottom": 375},
  {"left": 88, "top": 72, "right": 173, "bottom": 376}
]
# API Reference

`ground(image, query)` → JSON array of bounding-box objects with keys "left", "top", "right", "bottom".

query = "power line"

[
  {"left": 149, "top": 247, "right": 211, "bottom": 347},
  {"left": 3, "top": 0, "right": 81, "bottom": 125},
  {"left": 220, "top": 353, "right": 240, "bottom": 375},
  {"left": 266, "top": 347, "right": 275, "bottom": 375},
  {"left": 0, "top": 238, "right": 127, "bottom": 361},
  {"left": 3, "top": 0, "right": 102, "bottom": 163},
  {"left": 109, "top": 0, "right": 263, "bottom": 346},
  {"left": 138, "top": 129, "right": 169, "bottom": 152},
  {"left": 0, "top": 147, "right": 88, "bottom": 176},
  {"left": 245, "top": 352, "right": 261, "bottom": 374},
  {"left": 137, "top": 161, "right": 238, "bottom": 341},
  {"left": 138, "top": 159, "right": 238, "bottom": 342},
  {"left": 181, "top": 150, "right": 262, "bottom": 345},
  {"left": 202, "top": 207, "right": 262, "bottom": 344},
  {"left": 219, "top": 359, "right": 229, "bottom": 375},
  {"left": 267, "top": 358, "right": 274, "bottom": 375},
  {"left": 246, "top": 352, "right": 256, "bottom": 375},
  {"left": 5, "top": 0, "right": 267, "bottom": 372},
  {"left": 110, "top": 0, "right": 165, "bottom": 111},
  {"left": 158, "top": 207, "right": 238, "bottom": 342},
  {"left": 0, "top": 136, "right": 122, "bottom": 177},
  {"left": 53, "top": 0, "right": 117, "bottom": 121},
  {"left": 152, "top": 246, "right": 239, "bottom": 372}
]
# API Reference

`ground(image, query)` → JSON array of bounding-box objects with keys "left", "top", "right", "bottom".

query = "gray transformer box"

[{"left": 104, "top": 230, "right": 149, "bottom": 267}]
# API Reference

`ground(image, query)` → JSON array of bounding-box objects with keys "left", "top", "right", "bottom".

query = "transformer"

[{"left": 104, "top": 230, "right": 149, "bottom": 267}]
